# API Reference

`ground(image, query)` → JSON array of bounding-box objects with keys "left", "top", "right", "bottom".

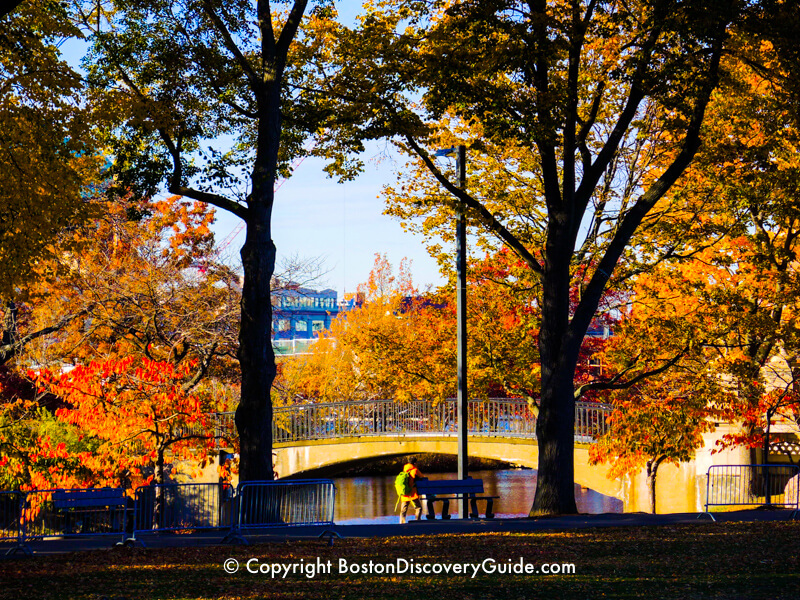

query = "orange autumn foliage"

[{"left": 38, "top": 356, "right": 219, "bottom": 488}]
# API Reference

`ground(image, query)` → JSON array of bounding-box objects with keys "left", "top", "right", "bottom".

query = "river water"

[{"left": 333, "top": 469, "right": 623, "bottom": 524}]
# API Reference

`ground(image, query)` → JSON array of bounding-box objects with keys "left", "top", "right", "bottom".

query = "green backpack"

[
  {"left": 395, "top": 470, "right": 413, "bottom": 497},
  {"left": 394, "top": 470, "right": 414, "bottom": 509}
]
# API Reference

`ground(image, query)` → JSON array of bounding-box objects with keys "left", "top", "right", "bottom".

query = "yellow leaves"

[{"left": 0, "top": 3, "right": 107, "bottom": 298}]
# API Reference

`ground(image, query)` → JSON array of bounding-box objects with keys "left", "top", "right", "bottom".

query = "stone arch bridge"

[
  {"left": 268, "top": 399, "right": 617, "bottom": 494},
  {"left": 207, "top": 399, "right": 772, "bottom": 513}
]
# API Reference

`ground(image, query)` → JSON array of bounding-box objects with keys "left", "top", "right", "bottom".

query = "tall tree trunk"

[
  {"left": 236, "top": 212, "right": 277, "bottom": 481},
  {"left": 531, "top": 227, "right": 580, "bottom": 515},
  {"left": 236, "top": 77, "right": 282, "bottom": 482},
  {"left": 532, "top": 371, "right": 578, "bottom": 514}
]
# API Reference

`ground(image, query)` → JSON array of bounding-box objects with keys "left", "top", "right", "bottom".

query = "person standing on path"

[{"left": 399, "top": 457, "right": 424, "bottom": 523}]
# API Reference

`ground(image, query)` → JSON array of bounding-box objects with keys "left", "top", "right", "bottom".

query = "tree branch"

[
  {"left": 574, "top": 344, "right": 690, "bottom": 398},
  {"left": 201, "top": 0, "right": 263, "bottom": 95},
  {"left": 276, "top": 1, "right": 309, "bottom": 66},
  {"left": 404, "top": 134, "right": 544, "bottom": 277},
  {"left": 568, "top": 25, "right": 728, "bottom": 352},
  {"left": 0, "top": 308, "right": 93, "bottom": 366}
]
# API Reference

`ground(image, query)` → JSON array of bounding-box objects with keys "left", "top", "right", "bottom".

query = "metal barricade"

[
  {"left": 702, "top": 464, "right": 800, "bottom": 521},
  {"left": 20, "top": 488, "right": 129, "bottom": 545},
  {"left": 229, "top": 480, "right": 335, "bottom": 543},
  {"left": 133, "top": 482, "right": 235, "bottom": 543},
  {"left": 0, "top": 491, "right": 25, "bottom": 553}
]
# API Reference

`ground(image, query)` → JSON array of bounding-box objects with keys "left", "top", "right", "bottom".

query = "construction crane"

[{"left": 215, "top": 153, "right": 310, "bottom": 255}]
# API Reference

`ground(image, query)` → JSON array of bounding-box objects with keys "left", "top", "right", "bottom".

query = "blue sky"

[{"left": 212, "top": 142, "right": 447, "bottom": 298}]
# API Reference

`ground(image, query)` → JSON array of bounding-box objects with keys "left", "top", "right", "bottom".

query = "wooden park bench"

[
  {"left": 416, "top": 478, "right": 499, "bottom": 520},
  {"left": 52, "top": 488, "right": 128, "bottom": 535}
]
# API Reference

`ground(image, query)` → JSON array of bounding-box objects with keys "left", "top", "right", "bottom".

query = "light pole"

[{"left": 434, "top": 145, "right": 468, "bottom": 517}]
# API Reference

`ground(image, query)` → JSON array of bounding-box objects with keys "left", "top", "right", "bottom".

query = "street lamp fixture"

[{"left": 434, "top": 145, "right": 468, "bottom": 517}]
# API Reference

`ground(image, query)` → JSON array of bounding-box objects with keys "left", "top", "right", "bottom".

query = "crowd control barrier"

[
  {"left": 132, "top": 482, "right": 234, "bottom": 545},
  {"left": 702, "top": 464, "right": 800, "bottom": 521},
  {"left": 0, "top": 491, "right": 25, "bottom": 554},
  {"left": 226, "top": 479, "right": 336, "bottom": 544},
  {"left": 0, "top": 479, "right": 336, "bottom": 551}
]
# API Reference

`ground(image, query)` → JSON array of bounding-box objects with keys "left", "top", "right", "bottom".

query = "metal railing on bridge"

[
  {"left": 195, "top": 400, "right": 611, "bottom": 447},
  {"left": 208, "top": 399, "right": 611, "bottom": 444}
]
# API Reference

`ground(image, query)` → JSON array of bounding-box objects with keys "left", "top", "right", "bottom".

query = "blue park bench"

[
  {"left": 416, "top": 478, "right": 499, "bottom": 520},
  {"left": 52, "top": 488, "right": 128, "bottom": 535}
]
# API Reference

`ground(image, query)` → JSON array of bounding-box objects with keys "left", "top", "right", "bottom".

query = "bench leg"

[
  {"left": 485, "top": 498, "right": 494, "bottom": 519},
  {"left": 469, "top": 497, "right": 479, "bottom": 519},
  {"left": 441, "top": 499, "right": 451, "bottom": 519},
  {"left": 425, "top": 498, "right": 436, "bottom": 520}
]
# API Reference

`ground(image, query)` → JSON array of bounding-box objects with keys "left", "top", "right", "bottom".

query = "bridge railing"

[{"left": 221, "top": 399, "right": 610, "bottom": 444}]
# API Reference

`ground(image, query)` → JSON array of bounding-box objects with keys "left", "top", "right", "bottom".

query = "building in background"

[{"left": 271, "top": 286, "right": 338, "bottom": 355}]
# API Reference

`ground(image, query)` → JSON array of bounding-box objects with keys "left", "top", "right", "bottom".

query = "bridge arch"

[{"left": 274, "top": 435, "right": 622, "bottom": 499}]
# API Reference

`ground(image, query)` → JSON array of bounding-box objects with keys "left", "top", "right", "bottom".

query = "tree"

[
  {"left": 310, "top": 0, "right": 755, "bottom": 514},
  {"left": 586, "top": 263, "right": 734, "bottom": 513},
  {"left": 40, "top": 356, "right": 220, "bottom": 487},
  {"left": 611, "top": 31, "right": 800, "bottom": 469},
  {"left": 0, "top": 195, "right": 241, "bottom": 488},
  {"left": 81, "top": 1, "right": 333, "bottom": 480},
  {"left": 589, "top": 376, "right": 716, "bottom": 514},
  {"left": 1, "top": 1, "right": 102, "bottom": 299},
  {"left": 678, "top": 35, "right": 800, "bottom": 463},
  {"left": 276, "top": 254, "right": 458, "bottom": 403}
]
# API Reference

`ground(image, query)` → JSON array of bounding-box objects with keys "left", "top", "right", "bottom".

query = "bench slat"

[
  {"left": 52, "top": 489, "right": 127, "bottom": 509},
  {"left": 417, "top": 480, "right": 485, "bottom": 495}
]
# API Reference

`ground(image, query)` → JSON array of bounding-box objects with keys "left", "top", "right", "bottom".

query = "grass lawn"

[{"left": 0, "top": 520, "right": 798, "bottom": 599}]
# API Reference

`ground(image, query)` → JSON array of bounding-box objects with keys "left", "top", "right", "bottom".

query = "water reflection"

[{"left": 333, "top": 469, "right": 622, "bottom": 524}]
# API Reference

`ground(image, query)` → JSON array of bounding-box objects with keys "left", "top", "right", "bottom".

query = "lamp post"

[{"left": 434, "top": 145, "right": 468, "bottom": 517}]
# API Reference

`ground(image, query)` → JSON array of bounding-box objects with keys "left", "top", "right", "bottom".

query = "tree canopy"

[
  {"left": 0, "top": 1, "right": 103, "bottom": 298},
  {"left": 0, "top": 196, "right": 239, "bottom": 489},
  {"left": 305, "top": 0, "right": 769, "bottom": 514}
]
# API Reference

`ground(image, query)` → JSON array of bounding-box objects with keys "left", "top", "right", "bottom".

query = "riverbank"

[{"left": 1, "top": 514, "right": 798, "bottom": 599}]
